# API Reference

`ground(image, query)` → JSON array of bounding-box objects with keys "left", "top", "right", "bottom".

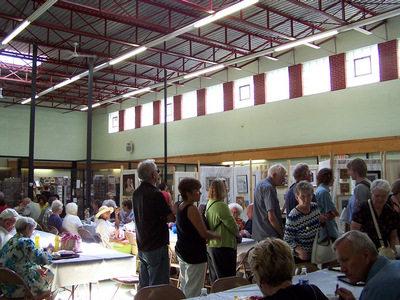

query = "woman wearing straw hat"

[{"left": 95, "top": 205, "right": 125, "bottom": 249}]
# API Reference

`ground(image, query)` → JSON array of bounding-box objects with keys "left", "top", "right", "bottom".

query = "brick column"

[
  {"left": 288, "top": 64, "right": 303, "bottom": 99},
  {"left": 329, "top": 53, "right": 346, "bottom": 91},
  {"left": 223, "top": 81, "right": 234, "bottom": 111},
  {"left": 135, "top": 105, "right": 142, "bottom": 129},
  {"left": 378, "top": 40, "right": 399, "bottom": 82},
  {"left": 118, "top": 110, "right": 125, "bottom": 132},
  {"left": 153, "top": 100, "right": 161, "bottom": 125},
  {"left": 174, "top": 95, "right": 182, "bottom": 121},
  {"left": 253, "top": 73, "right": 266, "bottom": 105},
  {"left": 197, "top": 88, "right": 206, "bottom": 116}
]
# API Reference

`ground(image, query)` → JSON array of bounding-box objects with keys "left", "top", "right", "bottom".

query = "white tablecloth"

[
  {"left": 187, "top": 269, "right": 363, "bottom": 300},
  {"left": 36, "top": 231, "right": 136, "bottom": 290}
]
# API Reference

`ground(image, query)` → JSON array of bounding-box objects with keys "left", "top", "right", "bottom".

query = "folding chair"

[{"left": 0, "top": 267, "right": 52, "bottom": 300}]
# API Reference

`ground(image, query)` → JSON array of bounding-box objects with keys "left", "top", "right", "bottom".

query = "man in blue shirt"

[{"left": 334, "top": 230, "right": 400, "bottom": 300}]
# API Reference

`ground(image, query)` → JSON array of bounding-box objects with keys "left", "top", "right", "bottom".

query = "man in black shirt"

[{"left": 132, "top": 159, "right": 175, "bottom": 289}]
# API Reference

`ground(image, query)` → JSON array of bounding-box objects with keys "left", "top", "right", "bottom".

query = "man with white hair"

[
  {"left": 334, "top": 230, "right": 400, "bottom": 300},
  {"left": 132, "top": 159, "right": 176, "bottom": 290},
  {"left": 0, "top": 208, "right": 19, "bottom": 249},
  {"left": 14, "top": 197, "right": 41, "bottom": 221},
  {"left": 253, "top": 164, "right": 287, "bottom": 241}
]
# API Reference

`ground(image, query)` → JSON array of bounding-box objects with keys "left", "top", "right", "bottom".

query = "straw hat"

[{"left": 96, "top": 205, "right": 114, "bottom": 219}]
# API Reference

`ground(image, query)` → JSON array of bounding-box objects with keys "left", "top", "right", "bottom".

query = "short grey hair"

[
  {"left": 15, "top": 217, "right": 37, "bottom": 232},
  {"left": 137, "top": 159, "right": 157, "bottom": 182},
  {"left": 268, "top": 164, "right": 287, "bottom": 177},
  {"left": 370, "top": 179, "right": 390, "bottom": 195},
  {"left": 293, "top": 163, "right": 309, "bottom": 181},
  {"left": 66, "top": 202, "right": 78, "bottom": 215},
  {"left": 333, "top": 231, "right": 378, "bottom": 258},
  {"left": 228, "top": 203, "right": 243, "bottom": 214},
  {"left": 51, "top": 200, "right": 63, "bottom": 213}
]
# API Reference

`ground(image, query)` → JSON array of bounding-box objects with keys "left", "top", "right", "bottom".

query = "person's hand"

[
  {"left": 296, "top": 247, "right": 308, "bottom": 260},
  {"left": 240, "top": 229, "right": 250, "bottom": 238},
  {"left": 37, "top": 267, "right": 48, "bottom": 277},
  {"left": 235, "top": 234, "right": 242, "bottom": 244},
  {"left": 45, "top": 244, "right": 55, "bottom": 253},
  {"left": 115, "top": 207, "right": 120, "bottom": 214},
  {"left": 125, "top": 217, "right": 132, "bottom": 223},
  {"left": 337, "top": 287, "right": 356, "bottom": 300},
  {"left": 214, "top": 234, "right": 222, "bottom": 243},
  {"left": 319, "top": 215, "right": 327, "bottom": 223}
]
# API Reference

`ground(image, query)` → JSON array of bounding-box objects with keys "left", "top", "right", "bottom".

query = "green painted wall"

[
  {"left": 0, "top": 106, "right": 87, "bottom": 160},
  {"left": 91, "top": 78, "right": 400, "bottom": 161}
]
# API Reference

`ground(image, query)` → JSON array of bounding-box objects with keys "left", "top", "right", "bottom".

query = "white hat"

[
  {"left": 96, "top": 205, "right": 114, "bottom": 219},
  {"left": 0, "top": 208, "right": 19, "bottom": 220}
]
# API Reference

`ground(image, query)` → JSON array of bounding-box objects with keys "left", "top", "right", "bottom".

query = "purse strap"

[{"left": 368, "top": 199, "right": 385, "bottom": 248}]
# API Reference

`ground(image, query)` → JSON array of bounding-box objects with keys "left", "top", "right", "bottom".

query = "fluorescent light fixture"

[
  {"left": 92, "top": 103, "right": 101, "bottom": 108},
  {"left": 1, "top": 0, "right": 58, "bottom": 46},
  {"left": 264, "top": 55, "right": 278, "bottom": 61},
  {"left": 353, "top": 27, "right": 372, "bottom": 35},
  {"left": 194, "top": 0, "right": 259, "bottom": 28},
  {"left": 54, "top": 79, "right": 72, "bottom": 89},
  {"left": 94, "top": 62, "right": 109, "bottom": 71},
  {"left": 305, "top": 42, "right": 321, "bottom": 49},
  {"left": 109, "top": 46, "right": 147, "bottom": 65},
  {"left": 122, "top": 87, "right": 152, "bottom": 98},
  {"left": 70, "top": 75, "right": 81, "bottom": 82},
  {"left": 2, "top": 20, "right": 30, "bottom": 45},
  {"left": 21, "top": 97, "right": 32, "bottom": 104},
  {"left": 275, "top": 30, "right": 339, "bottom": 52},
  {"left": 21, "top": 94, "right": 39, "bottom": 104},
  {"left": 183, "top": 64, "right": 225, "bottom": 79},
  {"left": 80, "top": 106, "right": 88, "bottom": 111}
]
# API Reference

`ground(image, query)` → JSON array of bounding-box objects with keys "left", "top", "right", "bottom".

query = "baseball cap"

[{"left": 0, "top": 208, "right": 19, "bottom": 220}]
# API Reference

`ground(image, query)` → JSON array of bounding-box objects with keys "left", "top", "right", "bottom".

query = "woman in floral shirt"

[{"left": 0, "top": 217, "right": 54, "bottom": 298}]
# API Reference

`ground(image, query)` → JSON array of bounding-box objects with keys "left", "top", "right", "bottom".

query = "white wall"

[{"left": 91, "top": 78, "right": 400, "bottom": 160}]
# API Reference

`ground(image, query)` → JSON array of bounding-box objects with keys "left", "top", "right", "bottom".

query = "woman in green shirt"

[{"left": 206, "top": 178, "right": 242, "bottom": 284}]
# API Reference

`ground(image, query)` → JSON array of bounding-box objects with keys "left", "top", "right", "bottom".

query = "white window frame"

[
  {"left": 266, "top": 67, "right": 289, "bottom": 102},
  {"left": 108, "top": 111, "right": 119, "bottom": 133},
  {"left": 234, "top": 76, "right": 254, "bottom": 109},
  {"left": 346, "top": 44, "right": 380, "bottom": 88},
  {"left": 206, "top": 84, "right": 224, "bottom": 115},
  {"left": 160, "top": 97, "right": 174, "bottom": 123},
  {"left": 303, "top": 57, "right": 331, "bottom": 96},
  {"left": 124, "top": 107, "right": 136, "bottom": 130},
  {"left": 141, "top": 102, "right": 153, "bottom": 127},
  {"left": 182, "top": 91, "right": 197, "bottom": 119}
]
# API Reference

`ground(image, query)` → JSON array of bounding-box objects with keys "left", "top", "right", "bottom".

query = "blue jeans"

[{"left": 138, "top": 246, "right": 170, "bottom": 290}]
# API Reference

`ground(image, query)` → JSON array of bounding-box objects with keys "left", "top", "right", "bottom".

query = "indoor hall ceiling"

[{"left": 0, "top": 0, "right": 400, "bottom": 112}]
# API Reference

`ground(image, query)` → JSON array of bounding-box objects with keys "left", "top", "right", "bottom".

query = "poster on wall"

[
  {"left": 108, "top": 175, "right": 116, "bottom": 196},
  {"left": 120, "top": 170, "right": 136, "bottom": 203}
]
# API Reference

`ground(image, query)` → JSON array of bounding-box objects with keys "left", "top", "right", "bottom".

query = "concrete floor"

[{"left": 56, "top": 280, "right": 136, "bottom": 300}]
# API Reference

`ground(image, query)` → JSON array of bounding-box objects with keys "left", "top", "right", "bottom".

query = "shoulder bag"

[
  {"left": 202, "top": 201, "right": 221, "bottom": 231},
  {"left": 367, "top": 199, "right": 395, "bottom": 260},
  {"left": 311, "top": 226, "right": 337, "bottom": 265}
]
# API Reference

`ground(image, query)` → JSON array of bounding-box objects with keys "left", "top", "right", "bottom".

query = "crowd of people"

[{"left": 0, "top": 157, "right": 400, "bottom": 300}]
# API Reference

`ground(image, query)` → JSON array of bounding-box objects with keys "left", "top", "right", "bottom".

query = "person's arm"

[
  {"left": 268, "top": 210, "right": 284, "bottom": 238},
  {"left": 187, "top": 205, "right": 221, "bottom": 241},
  {"left": 389, "top": 229, "right": 399, "bottom": 251},
  {"left": 337, "top": 288, "right": 356, "bottom": 300},
  {"left": 166, "top": 212, "right": 176, "bottom": 223},
  {"left": 350, "top": 221, "right": 362, "bottom": 231}
]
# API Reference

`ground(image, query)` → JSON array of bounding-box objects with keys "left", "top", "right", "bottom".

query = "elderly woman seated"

[
  {"left": 95, "top": 205, "right": 126, "bottom": 249},
  {"left": 228, "top": 203, "right": 246, "bottom": 231},
  {"left": 248, "top": 238, "right": 328, "bottom": 299},
  {"left": 62, "top": 202, "right": 83, "bottom": 235},
  {"left": 47, "top": 200, "right": 63, "bottom": 231},
  {"left": 0, "top": 217, "right": 55, "bottom": 298}
]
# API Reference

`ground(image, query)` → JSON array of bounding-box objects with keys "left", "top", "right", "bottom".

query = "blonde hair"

[
  {"left": 207, "top": 178, "right": 227, "bottom": 201},
  {"left": 249, "top": 238, "right": 294, "bottom": 287}
]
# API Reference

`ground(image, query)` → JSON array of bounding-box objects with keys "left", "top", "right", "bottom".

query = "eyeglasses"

[{"left": 154, "top": 169, "right": 160, "bottom": 173}]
